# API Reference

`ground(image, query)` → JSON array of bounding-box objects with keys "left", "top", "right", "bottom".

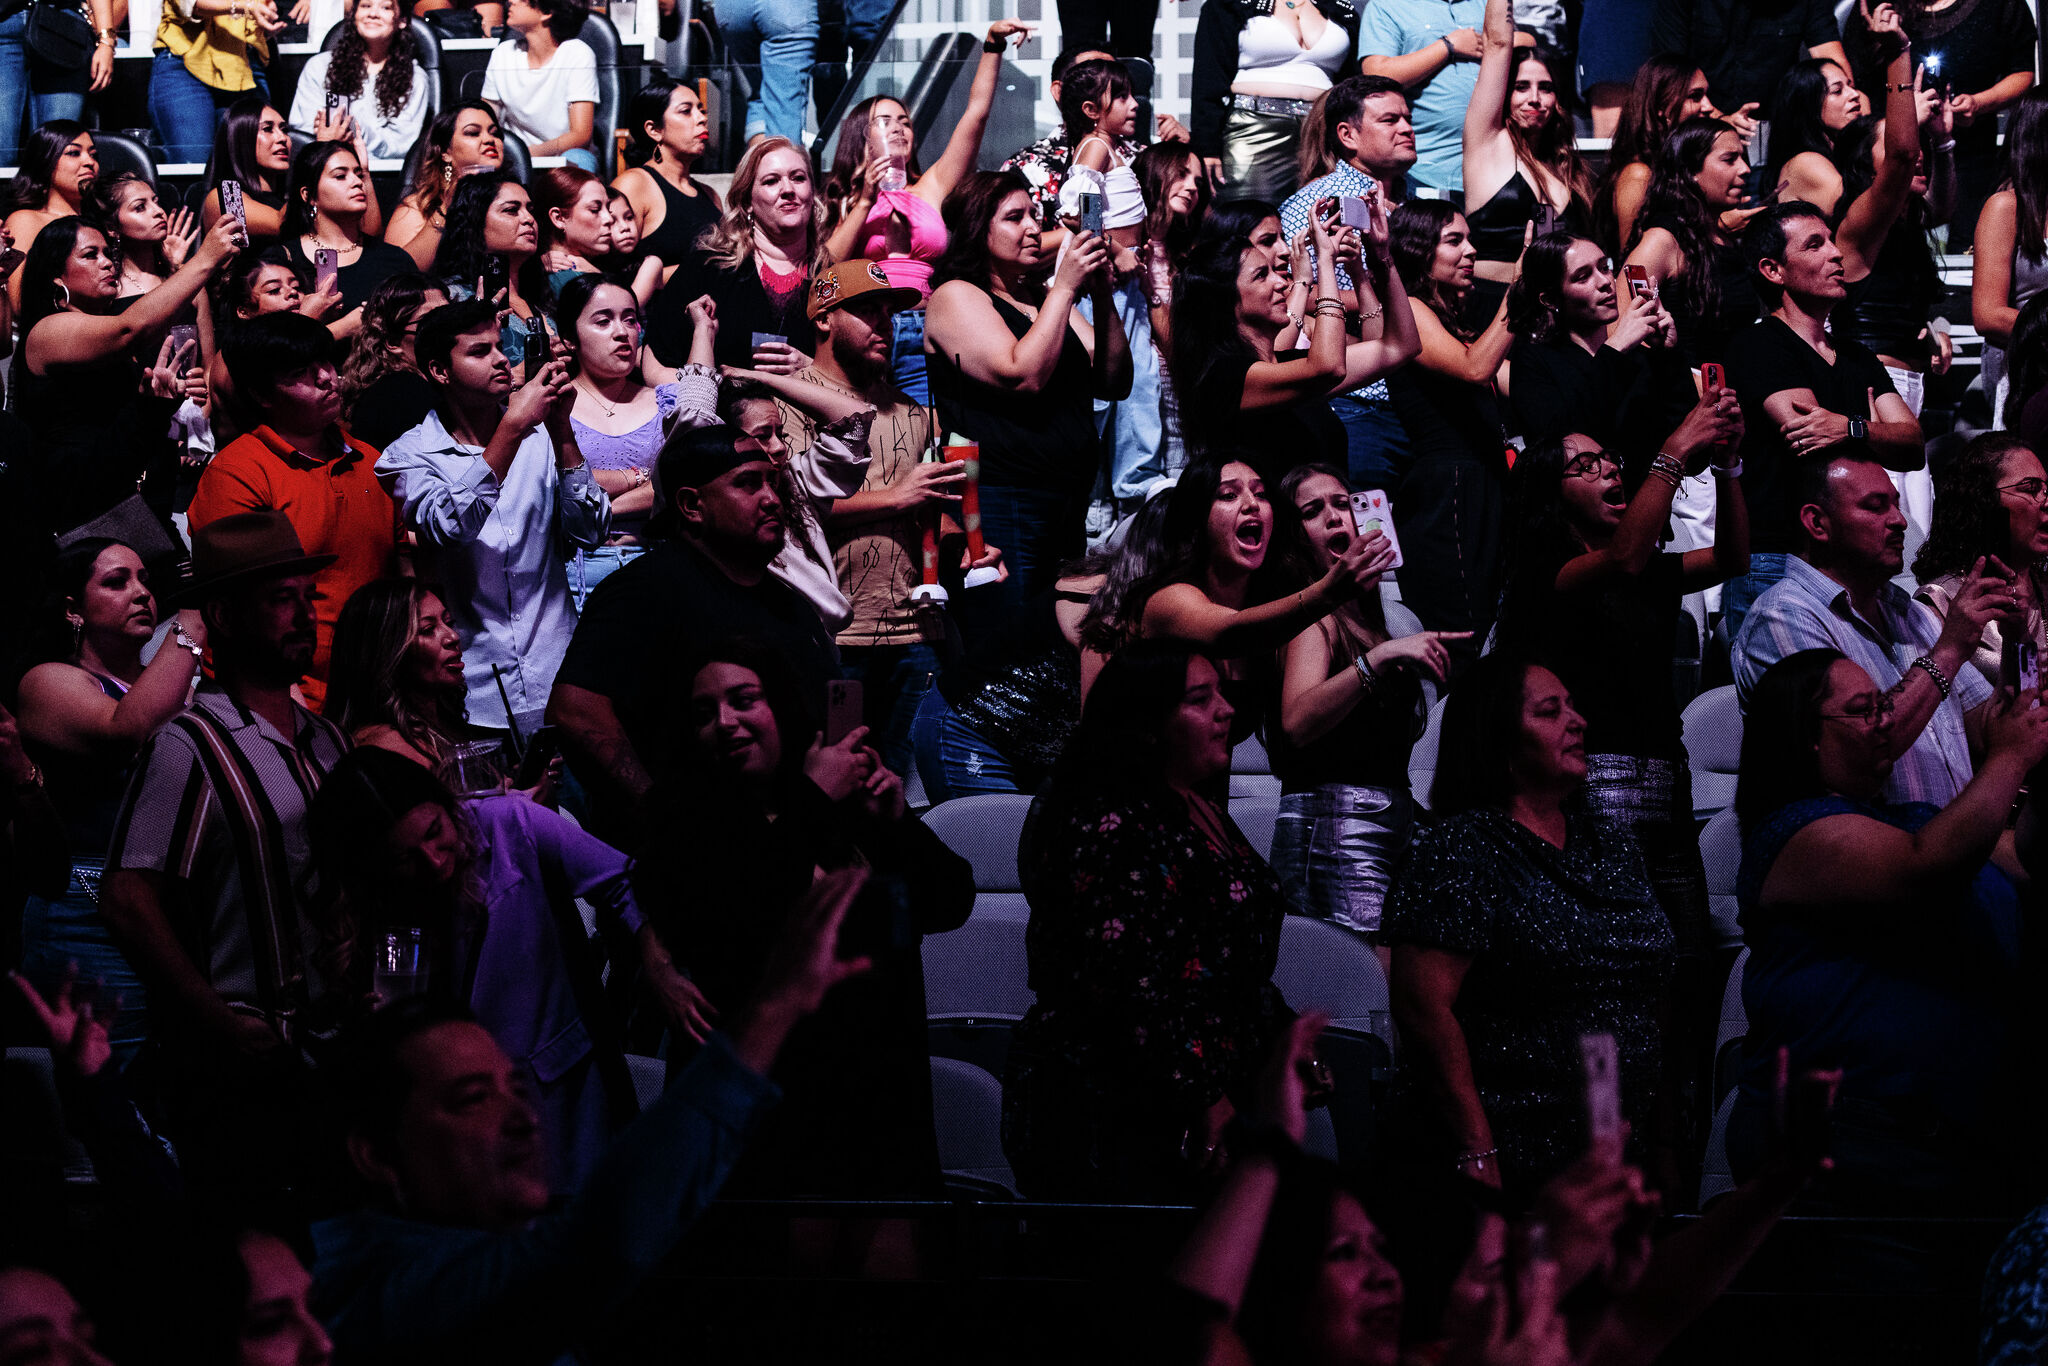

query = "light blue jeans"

[
  {"left": 911, "top": 688, "right": 1020, "bottom": 805},
  {"left": 0, "top": 9, "right": 87, "bottom": 166},
  {"left": 1719, "top": 551, "right": 1792, "bottom": 652},
  {"left": 1088, "top": 275, "right": 1171, "bottom": 507},
  {"left": 570, "top": 543, "right": 644, "bottom": 612},
  {"left": 149, "top": 50, "right": 270, "bottom": 166},
  {"left": 720, "top": 0, "right": 819, "bottom": 142}
]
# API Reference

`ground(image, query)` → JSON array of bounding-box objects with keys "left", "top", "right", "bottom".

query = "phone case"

[
  {"left": 1581, "top": 1033, "right": 1623, "bottom": 1155},
  {"left": 1348, "top": 490, "right": 1405, "bottom": 569},
  {"left": 1339, "top": 196, "right": 1372, "bottom": 230},
  {"left": 824, "top": 679, "right": 864, "bottom": 746},
  {"left": 1079, "top": 191, "right": 1105, "bottom": 235},
  {"left": 1701, "top": 361, "right": 1725, "bottom": 390},
  {"left": 314, "top": 248, "right": 339, "bottom": 293},
  {"left": 220, "top": 180, "right": 246, "bottom": 230}
]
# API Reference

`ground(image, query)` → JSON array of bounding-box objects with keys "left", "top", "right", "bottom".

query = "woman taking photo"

[
  {"left": 645, "top": 136, "right": 825, "bottom": 372},
  {"left": 340, "top": 271, "right": 449, "bottom": 450},
  {"left": 613, "top": 79, "right": 720, "bottom": 284},
  {"left": 197, "top": 98, "right": 294, "bottom": 245},
  {"left": 1268, "top": 463, "right": 1462, "bottom": 948},
  {"left": 385, "top": 101, "right": 506, "bottom": 267},
  {"left": 1620, "top": 116, "right": 1763, "bottom": 367},
  {"left": 280, "top": 139, "right": 414, "bottom": 318},
  {"left": 634, "top": 645, "right": 972, "bottom": 1196},
  {"left": 1003, "top": 641, "right": 1295, "bottom": 1201},
  {"left": 1383, "top": 653, "right": 1677, "bottom": 1197},
  {"left": 1175, "top": 197, "right": 1420, "bottom": 487},
  {"left": 822, "top": 20, "right": 1031, "bottom": 401},
  {"left": 15, "top": 539, "right": 207, "bottom": 1067},
  {"left": 324, "top": 576, "right": 470, "bottom": 770},
  {"left": 1190, "top": 0, "right": 1359, "bottom": 202},
  {"left": 925, "top": 168, "right": 1130, "bottom": 618},
  {"left": 5, "top": 121, "right": 96, "bottom": 312},
  {"left": 430, "top": 170, "right": 544, "bottom": 371},
  {"left": 1461, "top": 0, "right": 1589, "bottom": 330},
  {"left": 287, "top": 0, "right": 431, "bottom": 159},
  {"left": 88, "top": 173, "right": 197, "bottom": 299},
  {"left": 1913, "top": 433, "right": 2048, "bottom": 688},
  {"left": 1384, "top": 199, "right": 1513, "bottom": 666},
  {"left": 1729, "top": 649, "right": 2048, "bottom": 1210},
  {"left": 1595, "top": 55, "right": 1716, "bottom": 256},
  {"left": 13, "top": 213, "right": 240, "bottom": 533}
]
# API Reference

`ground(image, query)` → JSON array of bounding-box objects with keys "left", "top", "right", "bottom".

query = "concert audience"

[
  {"left": 612, "top": 78, "right": 721, "bottom": 281},
  {"left": 1002, "top": 46, "right": 1132, "bottom": 230},
  {"left": 278, "top": 139, "right": 408, "bottom": 319},
  {"left": 86, "top": 174, "right": 196, "bottom": 300},
  {"left": 385, "top": 101, "right": 506, "bottom": 268},
  {"left": 1356, "top": 0, "right": 1483, "bottom": 196},
  {"left": 1913, "top": 433, "right": 2048, "bottom": 688},
  {"left": 1648, "top": 0, "right": 1849, "bottom": 119},
  {"left": 339, "top": 271, "right": 450, "bottom": 450},
  {"left": 1620, "top": 116, "right": 1762, "bottom": 369},
  {"left": 286, "top": 0, "right": 433, "bottom": 160},
  {"left": 1595, "top": 55, "right": 1716, "bottom": 254},
  {"left": 481, "top": 0, "right": 600, "bottom": 169},
  {"left": 4, "top": 122, "right": 95, "bottom": 312},
  {"left": 323, "top": 577, "right": 472, "bottom": 770},
  {"left": 197, "top": 99, "right": 294, "bottom": 245},
  {"left": 1973, "top": 91, "right": 2048, "bottom": 426},
  {"left": 429, "top": 170, "right": 546, "bottom": 371}
]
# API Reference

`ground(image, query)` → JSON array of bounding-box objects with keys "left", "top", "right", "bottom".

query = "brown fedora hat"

[{"left": 170, "top": 510, "right": 338, "bottom": 606}]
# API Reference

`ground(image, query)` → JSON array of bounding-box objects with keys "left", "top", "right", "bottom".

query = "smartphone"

[
  {"left": 1623, "top": 262, "right": 1656, "bottom": 300},
  {"left": 824, "top": 678, "right": 864, "bottom": 746},
  {"left": 1348, "top": 489, "right": 1405, "bottom": 569},
  {"left": 166, "top": 322, "right": 200, "bottom": 365},
  {"left": 0, "top": 245, "right": 22, "bottom": 279},
  {"left": 1581, "top": 1032, "right": 1624, "bottom": 1159},
  {"left": 313, "top": 247, "right": 339, "bottom": 296},
  {"left": 1701, "top": 361, "right": 1725, "bottom": 391},
  {"left": 750, "top": 331, "right": 787, "bottom": 351},
  {"left": 219, "top": 179, "right": 247, "bottom": 237},
  {"left": 1534, "top": 201, "right": 1560, "bottom": 238},
  {"left": 1078, "top": 190, "right": 1105, "bottom": 236},
  {"left": 480, "top": 252, "right": 510, "bottom": 302},
  {"left": 1339, "top": 195, "right": 1373, "bottom": 230},
  {"left": 2004, "top": 636, "right": 2040, "bottom": 695},
  {"left": 522, "top": 316, "right": 551, "bottom": 382},
  {"left": 512, "top": 726, "right": 560, "bottom": 789},
  {"left": 326, "top": 91, "right": 347, "bottom": 121}
]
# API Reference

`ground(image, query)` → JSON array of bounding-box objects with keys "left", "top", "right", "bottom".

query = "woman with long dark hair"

[
  {"left": 340, "top": 270, "right": 450, "bottom": 448},
  {"left": 1596, "top": 55, "right": 1715, "bottom": 254},
  {"left": 12, "top": 213, "right": 240, "bottom": 533},
  {"left": 1912, "top": 432, "right": 2048, "bottom": 687},
  {"left": 1974, "top": 90, "right": 2048, "bottom": 425},
  {"left": 1179, "top": 197, "right": 1421, "bottom": 487},
  {"left": 924, "top": 168, "right": 1127, "bottom": 625},
  {"left": 611, "top": 78, "right": 720, "bottom": 281},
  {"left": 198, "top": 97, "right": 295, "bottom": 245},
  {"left": 324, "top": 576, "right": 472, "bottom": 769},
  {"left": 88, "top": 172, "right": 197, "bottom": 299},
  {"left": 14, "top": 539, "right": 207, "bottom": 1067},
  {"left": 385, "top": 101, "right": 506, "bottom": 267},
  {"left": 633, "top": 644, "right": 972, "bottom": 1196},
  {"left": 4, "top": 120, "right": 96, "bottom": 314},
  {"left": 280, "top": 139, "right": 413, "bottom": 319},
  {"left": 1764, "top": 57, "right": 1872, "bottom": 215},
  {"left": 287, "top": 0, "right": 430, "bottom": 158},
  {"left": 1620, "top": 116, "right": 1762, "bottom": 367},
  {"left": 1460, "top": 0, "right": 1589, "bottom": 330},
  {"left": 430, "top": 170, "right": 544, "bottom": 370},
  {"left": 1003, "top": 639, "right": 1294, "bottom": 1201}
]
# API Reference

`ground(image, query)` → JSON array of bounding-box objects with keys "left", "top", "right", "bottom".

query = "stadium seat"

[
  {"left": 1682, "top": 684, "right": 1742, "bottom": 816},
  {"left": 89, "top": 130, "right": 157, "bottom": 189},
  {"left": 573, "top": 10, "right": 624, "bottom": 176},
  {"left": 1231, "top": 794, "right": 1280, "bottom": 861},
  {"left": 1230, "top": 733, "right": 1281, "bottom": 799},
  {"left": 1699, "top": 806, "right": 1743, "bottom": 949},
  {"left": 1272, "top": 916, "right": 1394, "bottom": 1167},
  {"left": 1406, "top": 693, "right": 1448, "bottom": 808},
  {"left": 922, "top": 793, "right": 1034, "bottom": 891},
  {"left": 322, "top": 17, "right": 446, "bottom": 122},
  {"left": 1700, "top": 1089, "right": 1737, "bottom": 1205},
  {"left": 624, "top": 1052, "right": 665, "bottom": 1110},
  {"left": 1715, "top": 946, "right": 1749, "bottom": 1103},
  {"left": 922, "top": 890, "right": 1033, "bottom": 1078},
  {"left": 929, "top": 1056, "right": 1018, "bottom": 1197}
]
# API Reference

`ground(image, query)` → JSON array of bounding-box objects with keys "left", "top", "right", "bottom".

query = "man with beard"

[
  {"left": 548, "top": 424, "right": 842, "bottom": 845},
  {"left": 101, "top": 510, "right": 354, "bottom": 1197}
]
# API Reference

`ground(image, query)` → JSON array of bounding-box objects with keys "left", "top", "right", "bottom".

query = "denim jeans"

[
  {"left": 1329, "top": 393, "right": 1410, "bottom": 493},
  {"left": 1089, "top": 276, "right": 1170, "bottom": 507},
  {"left": 570, "top": 543, "right": 644, "bottom": 613},
  {"left": 150, "top": 51, "right": 269, "bottom": 165},
  {"left": 19, "top": 862, "right": 150, "bottom": 1070},
  {"left": 811, "top": 0, "right": 892, "bottom": 121},
  {"left": 891, "top": 306, "right": 929, "bottom": 406},
  {"left": 561, "top": 147, "right": 600, "bottom": 173},
  {"left": 1719, "top": 551, "right": 1792, "bottom": 651},
  {"left": 0, "top": 10, "right": 87, "bottom": 166},
  {"left": 911, "top": 687, "right": 1020, "bottom": 805},
  {"left": 1268, "top": 784, "right": 1414, "bottom": 936},
  {"left": 719, "top": 0, "right": 818, "bottom": 142},
  {"left": 839, "top": 639, "right": 940, "bottom": 781},
  {"left": 957, "top": 483, "right": 1085, "bottom": 655}
]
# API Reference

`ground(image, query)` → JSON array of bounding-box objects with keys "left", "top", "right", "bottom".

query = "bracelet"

[
  {"left": 982, "top": 37, "right": 1005, "bottom": 52},
  {"left": 1885, "top": 81, "right": 1917, "bottom": 92},
  {"left": 1649, "top": 451, "right": 1687, "bottom": 483},
  {"left": 1441, "top": 34, "right": 1454, "bottom": 60},
  {"left": 1357, "top": 306, "right": 1383, "bottom": 322},
  {"left": 1911, "top": 654, "right": 1953, "bottom": 700},
  {"left": 1353, "top": 651, "right": 1377, "bottom": 693},
  {"left": 1286, "top": 311, "right": 1305, "bottom": 331},
  {"left": 1711, "top": 458, "right": 1744, "bottom": 479},
  {"left": 1935, "top": 139, "right": 1957, "bottom": 152},
  {"left": 1453, "top": 1146, "right": 1500, "bottom": 1171}
]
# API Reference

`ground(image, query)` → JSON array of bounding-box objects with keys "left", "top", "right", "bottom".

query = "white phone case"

[{"left": 1349, "top": 490, "right": 1404, "bottom": 569}]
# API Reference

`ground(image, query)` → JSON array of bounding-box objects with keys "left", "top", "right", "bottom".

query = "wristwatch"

[{"left": 1847, "top": 416, "right": 1868, "bottom": 442}]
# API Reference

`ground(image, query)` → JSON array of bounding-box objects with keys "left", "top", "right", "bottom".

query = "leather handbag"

[
  {"left": 24, "top": 0, "right": 95, "bottom": 70},
  {"left": 57, "top": 494, "right": 187, "bottom": 571}
]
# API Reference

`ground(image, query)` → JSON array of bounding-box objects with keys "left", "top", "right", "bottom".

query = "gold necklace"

[{"left": 577, "top": 377, "right": 624, "bottom": 417}]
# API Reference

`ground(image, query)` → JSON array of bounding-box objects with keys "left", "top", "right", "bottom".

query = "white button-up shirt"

[{"left": 377, "top": 410, "right": 610, "bottom": 733}]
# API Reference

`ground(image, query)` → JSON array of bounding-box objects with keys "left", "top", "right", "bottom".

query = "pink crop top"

[{"left": 854, "top": 188, "right": 947, "bottom": 299}]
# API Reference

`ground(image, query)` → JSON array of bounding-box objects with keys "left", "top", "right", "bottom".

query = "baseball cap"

[{"left": 806, "top": 259, "right": 925, "bottom": 321}]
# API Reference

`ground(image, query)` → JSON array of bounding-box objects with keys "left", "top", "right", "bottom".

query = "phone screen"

[{"left": 1339, "top": 196, "right": 1373, "bottom": 230}]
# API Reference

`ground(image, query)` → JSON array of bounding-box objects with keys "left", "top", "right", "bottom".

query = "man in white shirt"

[
  {"left": 480, "top": 0, "right": 601, "bottom": 169},
  {"left": 376, "top": 299, "right": 610, "bottom": 736}
]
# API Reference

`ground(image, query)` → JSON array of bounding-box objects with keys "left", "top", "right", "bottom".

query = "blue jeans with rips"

[{"left": 911, "top": 687, "right": 1020, "bottom": 805}]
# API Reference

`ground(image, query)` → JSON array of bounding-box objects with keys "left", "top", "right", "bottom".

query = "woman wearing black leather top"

[
  {"left": 1621, "top": 116, "right": 1763, "bottom": 368},
  {"left": 1460, "top": 0, "right": 1589, "bottom": 331}
]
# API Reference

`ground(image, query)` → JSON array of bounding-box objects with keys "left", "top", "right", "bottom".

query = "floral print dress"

[{"left": 1002, "top": 787, "right": 1294, "bottom": 1201}]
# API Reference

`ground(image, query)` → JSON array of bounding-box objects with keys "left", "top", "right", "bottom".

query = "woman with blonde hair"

[
  {"left": 324, "top": 577, "right": 473, "bottom": 771},
  {"left": 645, "top": 134, "right": 828, "bottom": 372}
]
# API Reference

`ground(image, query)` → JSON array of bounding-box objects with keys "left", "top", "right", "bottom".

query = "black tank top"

[
  {"left": 636, "top": 169, "right": 722, "bottom": 265},
  {"left": 1841, "top": 216, "right": 1939, "bottom": 364},
  {"left": 1642, "top": 211, "right": 1762, "bottom": 369},
  {"left": 1265, "top": 623, "right": 1426, "bottom": 791},
  {"left": 929, "top": 290, "right": 1101, "bottom": 496}
]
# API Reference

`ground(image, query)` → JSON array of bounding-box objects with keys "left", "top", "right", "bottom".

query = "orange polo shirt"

[{"left": 188, "top": 425, "right": 401, "bottom": 712}]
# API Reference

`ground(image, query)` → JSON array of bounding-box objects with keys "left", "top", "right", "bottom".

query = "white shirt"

[
  {"left": 480, "top": 37, "right": 599, "bottom": 147},
  {"left": 287, "top": 50, "right": 433, "bottom": 162},
  {"left": 376, "top": 410, "right": 611, "bottom": 733}
]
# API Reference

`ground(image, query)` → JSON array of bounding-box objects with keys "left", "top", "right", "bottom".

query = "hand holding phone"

[
  {"left": 1580, "top": 1032, "right": 1624, "bottom": 1162},
  {"left": 1701, "top": 361, "right": 1725, "bottom": 392},
  {"left": 219, "top": 180, "right": 247, "bottom": 241},
  {"left": 824, "top": 679, "right": 865, "bottom": 747},
  {"left": 1348, "top": 489, "right": 1405, "bottom": 569},
  {"left": 1339, "top": 196, "right": 1373, "bottom": 231},
  {"left": 1623, "top": 262, "right": 1656, "bottom": 301},
  {"left": 314, "top": 247, "right": 340, "bottom": 296},
  {"left": 1078, "top": 190, "right": 1105, "bottom": 236}
]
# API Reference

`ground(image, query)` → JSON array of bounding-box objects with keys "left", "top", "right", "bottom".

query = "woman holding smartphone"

[
  {"left": 89, "top": 173, "right": 196, "bottom": 299},
  {"left": 286, "top": 0, "right": 431, "bottom": 159},
  {"left": 1619, "top": 116, "right": 1761, "bottom": 368},
  {"left": 280, "top": 140, "right": 415, "bottom": 322},
  {"left": 431, "top": 170, "right": 545, "bottom": 373}
]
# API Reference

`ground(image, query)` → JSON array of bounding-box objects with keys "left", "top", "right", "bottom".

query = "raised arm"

[
  {"left": 1243, "top": 214, "right": 1349, "bottom": 404},
  {"left": 17, "top": 619, "right": 204, "bottom": 754},
  {"left": 23, "top": 215, "right": 240, "bottom": 372},
  {"left": 1414, "top": 291, "right": 1514, "bottom": 386},
  {"left": 1834, "top": 7, "right": 1919, "bottom": 276},
  {"left": 1461, "top": 0, "right": 1519, "bottom": 200},
  {"left": 1144, "top": 536, "right": 1393, "bottom": 658},
  {"left": 1555, "top": 391, "right": 1742, "bottom": 593},
  {"left": 920, "top": 21, "right": 1031, "bottom": 201}
]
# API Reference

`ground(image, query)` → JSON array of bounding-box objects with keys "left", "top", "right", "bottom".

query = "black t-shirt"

[
  {"left": 1725, "top": 316, "right": 1897, "bottom": 552},
  {"left": 346, "top": 370, "right": 438, "bottom": 453},
  {"left": 1194, "top": 349, "right": 1347, "bottom": 487},
  {"left": 1508, "top": 334, "right": 1697, "bottom": 454},
  {"left": 554, "top": 539, "right": 841, "bottom": 777},
  {"left": 644, "top": 253, "right": 816, "bottom": 371},
  {"left": 282, "top": 238, "right": 419, "bottom": 315},
  {"left": 1844, "top": 0, "right": 2034, "bottom": 160},
  {"left": 1649, "top": 0, "right": 1843, "bottom": 115}
]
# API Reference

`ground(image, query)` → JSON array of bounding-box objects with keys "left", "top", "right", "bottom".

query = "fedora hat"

[{"left": 171, "top": 510, "right": 337, "bottom": 606}]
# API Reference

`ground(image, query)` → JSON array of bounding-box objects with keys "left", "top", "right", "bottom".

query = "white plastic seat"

[
  {"left": 922, "top": 894, "right": 1035, "bottom": 1021},
  {"left": 1714, "top": 946, "right": 1750, "bottom": 1103},
  {"left": 1700, "top": 1089, "right": 1738, "bottom": 1206},
  {"left": 1699, "top": 807, "right": 1744, "bottom": 949},
  {"left": 624, "top": 1053, "right": 665, "bottom": 1111},
  {"left": 922, "top": 793, "right": 1036, "bottom": 891},
  {"left": 1230, "top": 734, "right": 1282, "bottom": 799},
  {"left": 1681, "top": 685, "right": 1743, "bottom": 817},
  {"left": 1230, "top": 794, "right": 1281, "bottom": 862}
]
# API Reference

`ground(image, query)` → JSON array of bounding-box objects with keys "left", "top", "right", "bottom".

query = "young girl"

[
  {"left": 1057, "top": 58, "right": 1146, "bottom": 268},
  {"left": 89, "top": 173, "right": 196, "bottom": 298}
]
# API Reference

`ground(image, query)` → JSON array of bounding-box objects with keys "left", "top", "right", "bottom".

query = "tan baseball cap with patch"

[{"left": 806, "top": 258, "right": 925, "bottom": 320}]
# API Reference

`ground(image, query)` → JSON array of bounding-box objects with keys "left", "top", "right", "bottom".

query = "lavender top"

[{"left": 572, "top": 382, "right": 683, "bottom": 472}]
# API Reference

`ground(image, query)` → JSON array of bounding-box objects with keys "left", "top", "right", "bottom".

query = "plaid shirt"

[
  {"left": 1278, "top": 162, "right": 1389, "bottom": 404},
  {"left": 1003, "top": 131, "right": 1144, "bottom": 229},
  {"left": 1732, "top": 555, "right": 1989, "bottom": 808}
]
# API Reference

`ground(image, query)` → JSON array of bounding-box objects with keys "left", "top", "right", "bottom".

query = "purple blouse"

[{"left": 570, "top": 382, "right": 681, "bottom": 539}]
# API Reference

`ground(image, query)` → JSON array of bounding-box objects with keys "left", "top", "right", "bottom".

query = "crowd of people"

[{"left": 9, "top": 0, "right": 2048, "bottom": 1358}]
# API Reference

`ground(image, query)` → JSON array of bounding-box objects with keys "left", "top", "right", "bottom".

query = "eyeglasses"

[
  {"left": 1563, "top": 451, "right": 1618, "bottom": 481},
  {"left": 1999, "top": 478, "right": 2048, "bottom": 505},
  {"left": 1819, "top": 693, "right": 1896, "bottom": 727}
]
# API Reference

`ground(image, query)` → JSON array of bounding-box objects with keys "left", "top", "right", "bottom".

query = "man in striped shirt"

[{"left": 102, "top": 511, "right": 351, "bottom": 1195}]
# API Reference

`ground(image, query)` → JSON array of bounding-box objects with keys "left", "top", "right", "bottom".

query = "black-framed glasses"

[
  {"left": 1563, "top": 450, "right": 1619, "bottom": 481},
  {"left": 1999, "top": 478, "right": 2048, "bottom": 505},
  {"left": 1819, "top": 693, "right": 1896, "bottom": 727}
]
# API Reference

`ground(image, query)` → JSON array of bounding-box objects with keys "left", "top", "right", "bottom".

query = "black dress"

[
  {"left": 1640, "top": 211, "right": 1762, "bottom": 369},
  {"left": 11, "top": 343, "right": 180, "bottom": 536},
  {"left": 281, "top": 238, "right": 420, "bottom": 314},
  {"left": 1384, "top": 357, "right": 1507, "bottom": 669},
  {"left": 1840, "top": 215, "right": 1941, "bottom": 367},
  {"left": 635, "top": 169, "right": 722, "bottom": 266},
  {"left": 1186, "top": 348, "right": 1347, "bottom": 487},
  {"left": 645, "top": 252, "right": 815, "bottom": 370}
]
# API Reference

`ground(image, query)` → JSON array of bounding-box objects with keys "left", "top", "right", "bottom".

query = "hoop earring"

[{"left": 53, "top": 281, "right": 69, "bottom": 308}]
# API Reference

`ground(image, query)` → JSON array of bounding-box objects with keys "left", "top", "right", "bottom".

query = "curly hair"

[
  {"left": 931, "top": 167, "right": 1035, "bottom": 290},
  {"left": 1912, "top": 431, "right": 2042, "bottom": 583},
  {"left": 699, "top": 136, "right": 829, "bottom": 274},
  {"left": 324, "top": 0, "right": 422, "bottom": 121},
  {"left": 1390, "top": 198, "right": 1473, "bottom": 341},
  {"left": 1623, "top": 116, "right": 1734, "bottom": 340},
  {"left": 431, "top": 169, "right": 525, "bottom": 291},
  {"left": 340, "top": 270, "right": 444, "bottom": 407}
]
